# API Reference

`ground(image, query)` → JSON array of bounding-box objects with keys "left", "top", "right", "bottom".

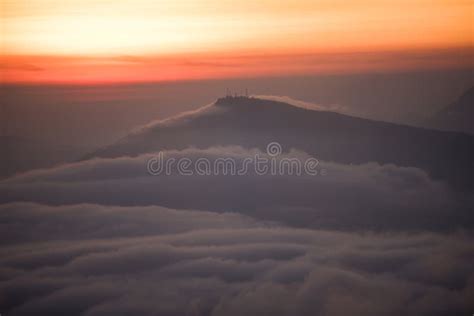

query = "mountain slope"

[
  {"left": 86, "top": 96, "right": 474, "bottom": 188},
  {"left": 427, "top": 86, "right": 474, "bottom": 135}
]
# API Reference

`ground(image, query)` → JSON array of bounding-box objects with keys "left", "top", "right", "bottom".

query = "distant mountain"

[
  {"left": 86, "top": 96, "right": 474, "bottom": 188},
  {"left": 427, "top": 86, "right": 474, "bottom": 135},
  {"left": 0, "top": 136, "right": 86, "bottom": 178}
]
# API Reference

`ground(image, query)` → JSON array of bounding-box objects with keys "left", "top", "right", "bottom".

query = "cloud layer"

[
  {"left": 0, "top": 202, "right": 472, "bottom": 315},
  {"left": 1, "top": 147, "right": 472, "bottom": 232}
]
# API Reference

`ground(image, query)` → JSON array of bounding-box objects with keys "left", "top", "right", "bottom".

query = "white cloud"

[{"left": 254, "top": 95, "right": 352, "bottom": 115}]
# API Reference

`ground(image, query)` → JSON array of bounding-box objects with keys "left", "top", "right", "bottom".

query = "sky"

[{"left": 1, "top": 0, "right": 473, "bottom": 83}]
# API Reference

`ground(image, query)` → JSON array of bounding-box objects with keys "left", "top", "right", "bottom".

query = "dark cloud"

[
  {"left": 0, "top": 202, "right": 261, "bottom": 245},
  {"left": 0, "top": 63, "right": 43, "bottom": 72}
]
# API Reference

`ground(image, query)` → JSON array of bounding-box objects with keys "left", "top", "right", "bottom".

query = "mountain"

[
  {"left": 0, "top": 135, "right": 86, "bottom": 179},
  {"left": 427, "top": 86, "right": 474, "bottom": 135},
  {"left": 86, "top": 96, "right": 474, "bottom": 188}
]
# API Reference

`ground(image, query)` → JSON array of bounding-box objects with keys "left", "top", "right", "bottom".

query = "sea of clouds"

[{"left": 1, "top": 100, "right": 473, "bottom": 315}]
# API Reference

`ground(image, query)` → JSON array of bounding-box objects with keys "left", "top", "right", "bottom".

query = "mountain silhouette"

[
  {"left": 86, "top": 96, "right": 474, "bottom": 188},
  {"left": 427, "top": 86, "right": 474, "bottom": 135}
]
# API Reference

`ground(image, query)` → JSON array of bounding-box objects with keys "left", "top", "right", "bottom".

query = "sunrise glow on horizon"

[{"left": 1, "top": 0, "right": 473, "bottom": 84}]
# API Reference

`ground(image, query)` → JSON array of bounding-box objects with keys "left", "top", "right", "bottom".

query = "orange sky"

[{"left": 1, "top": 0, "right": 473, "bottom": 84}]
